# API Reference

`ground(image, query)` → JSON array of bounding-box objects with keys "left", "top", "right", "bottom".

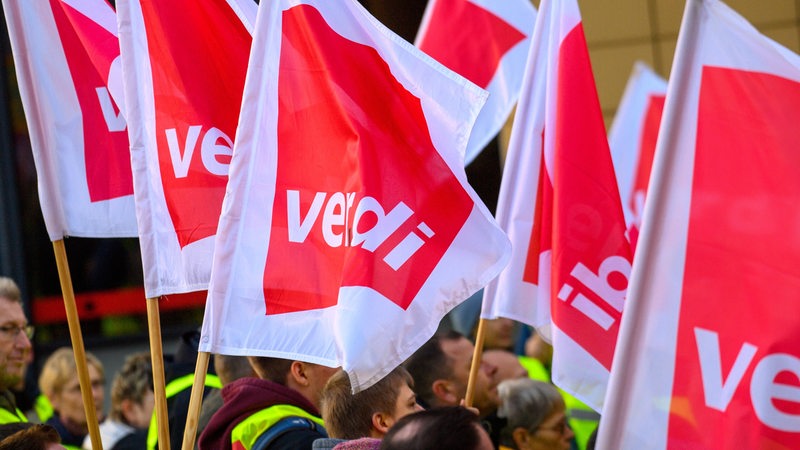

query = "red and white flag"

[
  {"left": 3, "top": 0, "right": 136, "bottom": 240},
  {"left": 199, "top": 0, "right": 511, "bottom": 391},
  {"left": 481, "top": 0, "right": 632, "bottom": 411},
  {"left": 415, "top": 0, "right": 536, "bottom": 165},
  {"left": 117, "top": 0, "right": 256, "bottom": 297},
  {"left": 608, "top": 62, "right": 667, "bottom": 249},
  {"left": 600, "top": 1, "right": 800, "bottom": 448}
]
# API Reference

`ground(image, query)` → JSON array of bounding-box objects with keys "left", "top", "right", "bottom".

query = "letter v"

[
  {"left": 96, "top": 87, "right": 126, "bottom": 132},
  {"left": 287, "top": 190, "right": 326, "bottom": 243},
  {"left": 165, "top": 125, "right": 202, "bottom": 179},
  {"left": 695, "top": 327, "right": 758, "bottom": 411}
]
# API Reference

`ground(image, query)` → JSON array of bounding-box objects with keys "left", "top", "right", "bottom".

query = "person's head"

[
  {"left": 109, "top": 352, "right": 153, "bottom": 429},
  {"left": 0, "top": 423, "right": 65, "bottom": 450},
  {"left": 247, "top": 356, "right": 338, "bottom": 410},
  {"left": 214, "top": 354, "right": 256, "bottom": 386},
  {"left": 497, "top": 378, "right": 573, "bottom": 450},
  {"left": 379, "top": 406, "right": 493, "bottom": 450},
  {"left": 321, "top": 366, "right": 422, "bottom": 439},
  {"left": 478, "top": 318, "right": 517, "bottom": 351},
  {"left": 483, "top": 349, "right": 528, "bottom": 386},
  {"left": 39, "top": 348, "right": 105, "bottom": 431},
  {"left": 403, "top": 331, "right": 498, "bottom": 416},
  {"left": 0, "top": 277, "right": 33, "bottom": 391}
]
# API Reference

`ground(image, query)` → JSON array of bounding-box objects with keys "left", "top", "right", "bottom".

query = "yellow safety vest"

[
  {"left": 230, "top": 404, "right": 324, "bottom": 450},
  {"left": 34, "top": 393, "right": 54, "bottom": 423},
  {"left": 0, "top": 406, "right": 27, "bottom": 424},
  {"left": 146, "top": 373, "right": 222, "bottom": 450},
  {"left": 517, "top": 356, "right": 599, "bottom": 450}
]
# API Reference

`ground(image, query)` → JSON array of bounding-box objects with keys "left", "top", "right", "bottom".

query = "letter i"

[{"left": 383, "top": 222, "right": 435, "bottom": 270}]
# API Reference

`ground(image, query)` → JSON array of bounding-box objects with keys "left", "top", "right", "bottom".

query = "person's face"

[
  {"left": 482, "top": 318, "right": 516, "bottom": 351},
  {"left": 307, "top": 364, "right": 340, "bottom": 410},
  {"left": 440, "top": 337, "right": 498, "bottom": 415},
  {"left": 0, "top": 297, "right": 32, "bottom": 389},
  {"left": 125, "top": 389, "right": 155, "bottom": 429},
  {"left": 516, "top": 403, "right": 574, "bottom": 450},
  {"left": 387, "top": 382, "right": 423, "bottom": 427},
  {"left": 51, "top": 364, "right": 105, "bottom": 429},
  {"left": 482, "top": 350, "right": 528, "bottom": 386}
]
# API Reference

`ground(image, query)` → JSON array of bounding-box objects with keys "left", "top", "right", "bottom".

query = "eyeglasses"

[
  {"left": 0, "top": 324, "right": 34, "bottom": 340},
  {"left": 536, "top": 418, "right": 569, "bottom": 435}
]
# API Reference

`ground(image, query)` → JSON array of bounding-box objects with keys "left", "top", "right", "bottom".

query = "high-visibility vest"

[
  {"left": 0, "top": 406, "right": 27, "bottom": 424},
  {"left": 33, "top": 393, "right": 54, "bottom": 423},
  {"left": 146, "top": 373, "right": 222, "bottom": 450},
  {"left": 517, "top": 356, "right": 599, "bottom": 450},
  {"left": 230, "top": 404, "right": 324, "bottom": 450}
]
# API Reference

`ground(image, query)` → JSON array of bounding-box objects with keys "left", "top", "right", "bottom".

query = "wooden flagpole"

[
  {"left": 52, "top": 240, "right": 103, "bottom": 450},
  {"left": 181, "top": 351, "right": 210, "bottom": 450},
  {"left": 464, "top": 318, "right": 487, "bottom": 408},
  {"left": 147, "top": 297, "right": 171, "bottom": 450}
]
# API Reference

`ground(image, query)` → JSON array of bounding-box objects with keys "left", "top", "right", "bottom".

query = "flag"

[
  {"left": 608, "top": 62, "right": 668, "bottom": 248},
  {"left": 481, "top": 0, "right": 632, "bottom": 411},
  {"left": 116, "top": 0, "right": 256, "bottom": 297},
  {"left": 199, "top": 0, "right": 511, "bottom": 391},
  {"left": 3, "top": 0, "right": 136, "bottom": 240},
  {"left": 415, "top": 0, "right": 536, "bottom": 165},
  {"left": 600, "top": 0, "right": 800, "bottom": 448}
]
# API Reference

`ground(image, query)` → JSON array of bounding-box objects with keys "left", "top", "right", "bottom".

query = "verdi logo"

[{"left": 261, "top": 4, "right": 474, "bottom": 315}]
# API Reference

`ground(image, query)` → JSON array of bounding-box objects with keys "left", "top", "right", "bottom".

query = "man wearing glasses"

[{"left": 0, "top": 277, "right": 33, "bottom": 424}]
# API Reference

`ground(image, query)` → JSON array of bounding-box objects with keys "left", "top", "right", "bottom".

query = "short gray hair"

[{"left": 497, "top": 378, "right": 563, "bottom": 432}]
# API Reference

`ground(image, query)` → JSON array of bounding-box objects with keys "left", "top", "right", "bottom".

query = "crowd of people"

[{"left": 0, "top": 276, "right": 597, "bottom": 450}]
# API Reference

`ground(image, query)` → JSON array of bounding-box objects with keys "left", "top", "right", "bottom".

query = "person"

[
  {"left": 195, "top": 354, "right": 257, "bottom": 442},
  {"left": 379, "top": 406, "right": 493, "bottom": 450},
  {"left": 0, "top": 277, "right": 33, "bottom": 424},
  {"left": 402, "top": 331, "right": 497, "bottom": 417},
  {"left": 38, "top": 348, "right": 105, "bottom": 450},
  {"left": 313, "top": 367, "right": 421, "bottom": 449},
  {"left": 0, "top": 423, "right": 66, "bottom": 450},
  {"left": 84, "top": 352, "right": 152, "bottom": 450},
  {"left": 198, "top": 356, "right": 338, "bottom": 450},
  {"left": 519, "top": 332, "right": 598, "bottom": 450},
  {"left": 147, "top": 330, "right": 221, "bottom": 450},
  {"left": 496, "top": 378, "right": 574, "bottom": 450},
  {"left": 483, "top": 349, "right": 528, "bottom": 385}
]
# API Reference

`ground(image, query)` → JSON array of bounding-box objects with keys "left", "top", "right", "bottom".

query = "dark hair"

[
  {"left": 380, "top": 406, "right": 486, "bottom": 450},
  {"left": 402, "top": 331, "right": 464, "bottom": 407},
  {"left": 0, "top": 424, "right": 61, "bottom": 450},
  {"left": 247, "top": 356, "right": 293, "bottom": 385},
  {"left": 321, "top": 367, "right": 413, "bottom": 439}
]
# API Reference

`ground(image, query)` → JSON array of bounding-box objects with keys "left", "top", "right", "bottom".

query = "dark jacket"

[{"left": 198, "top": 377, "right": 325, "bottom": 450}]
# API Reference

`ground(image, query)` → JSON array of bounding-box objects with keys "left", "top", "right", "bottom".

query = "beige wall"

[{"left": 574, "top": 0, "right": 800, "bottom": 125}]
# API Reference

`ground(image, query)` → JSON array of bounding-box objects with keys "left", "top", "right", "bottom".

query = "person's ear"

[
  {"left": 431, "top": 379, "right": 457, "bottom": 405},
  {"left": 120, "top": 398, "right": 135, "bottom": 422},
  {"left": 512, "top": 427, "right": 531, "bottom": 449},
  {"left": 371, "top": 411, "right": 393, "bottom": 435},
  {"left": 289, "top": 361, "right": 311, "bottom": 387}
]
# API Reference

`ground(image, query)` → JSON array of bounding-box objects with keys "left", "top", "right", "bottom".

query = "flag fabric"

[
  {"left": 599, "top": 0, "right": 800, "bottom": 448},
  {"left": 608, "top": 62, "right": 667, "bottom": 248},
  {"left": 481, "top": 0, "right": 632, "bottom": 411},
  {"left": 116, "top": 0, "right": 256, "bottom": 297},
  {"left": 3, "top": 0, "right": 136, "bottom": 240},
  {"left": 415, "top": 0, "right": 536, "bottom": 165},
  {"left": 199, "top": 0, "right": 510, "bottom": 392}
]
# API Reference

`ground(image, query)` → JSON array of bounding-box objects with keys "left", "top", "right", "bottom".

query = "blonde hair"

[
  {"left": 0, "top": 277, "right": 21, "bottom": 303},
  {"left": 38, "top": 347, "right": 104, "bottom": 399}
]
